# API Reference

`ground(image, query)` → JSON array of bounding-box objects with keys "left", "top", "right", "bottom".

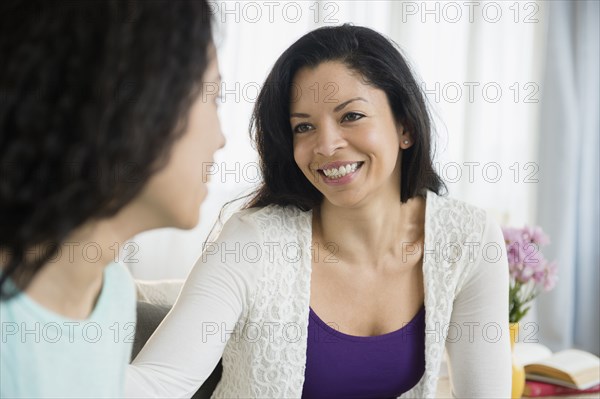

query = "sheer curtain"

[
  {"left": 126, "top": 0, "right": 599, "bottom": 354},
  {"left": 388, "top": 0, "right": 545, "bottom": 223},
  {"left": 535, "top": 0, "right": 599, "bottom": 356}
]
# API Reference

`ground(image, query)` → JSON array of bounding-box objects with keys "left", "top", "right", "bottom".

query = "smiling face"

[{"left": 291, "top": 61, "right": 412, "bottom": 208}]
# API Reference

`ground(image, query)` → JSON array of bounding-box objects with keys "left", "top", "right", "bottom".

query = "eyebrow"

[{"left": 290, "top": 97, "right": 368, "bottom": 118}]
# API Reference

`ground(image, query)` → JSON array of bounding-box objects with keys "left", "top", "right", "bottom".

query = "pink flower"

[
  {"left": 503, "top": 224, "right": 558, "bottom": 323},
  {"left": 502, "top": 227, "right": 524, "bottom": 246},
  {"left": 522, "top": 225, "right": 550, "bottom": 246}
]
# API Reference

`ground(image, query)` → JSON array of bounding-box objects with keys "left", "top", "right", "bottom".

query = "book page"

[
  {"left": 525, "top": 349, "right": 600, "bottom": 388},
  {"left": 531, "top": 350, "right": 599, "bottom": 374},
  {"left": 517, "top": 343, "right": 553, "bottom": 366}
]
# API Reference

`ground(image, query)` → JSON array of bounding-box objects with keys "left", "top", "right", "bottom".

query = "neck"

[
  {"left": 24, "top": 200, "right": 160, "bottom": 319},
  {"left": 316, "top": 190, "right": 426, "bottom": 269}
]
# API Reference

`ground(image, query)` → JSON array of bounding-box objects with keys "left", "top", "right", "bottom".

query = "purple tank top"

[{"left": 301, "top": 304, "right": 426, "bottom": 398}]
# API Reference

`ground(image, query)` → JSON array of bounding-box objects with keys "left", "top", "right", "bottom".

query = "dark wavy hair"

[
  {"left": 246, "top": 24, "right": 445, "bottom": 211},
  {"left": 0, "top": 0, "right": 213, "bottom": 298}
]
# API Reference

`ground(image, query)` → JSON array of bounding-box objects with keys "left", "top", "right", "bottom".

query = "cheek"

[
  {"left": 166, "top": 128, "right": 207, "bottom": 198},
  {"left": 292, "top": 141, "right": 315, "bottom": 182},
  {"left": 292, "top": 140, "right": 305, "bottom": 167},
  {"left": 362, "top": 123, "right": 393, "bottom": 144},
  {"left": 179, "top": 137, "right": 203, "bottom": 180},
  {"left": 189, "top": 113, "right": 219, "bottom": 175},
  {"left": 205, "top": 109, "right": 221, "bottom": 144},
  {"left": 363, "top": 125, "right": 400, "bottom": 154}
]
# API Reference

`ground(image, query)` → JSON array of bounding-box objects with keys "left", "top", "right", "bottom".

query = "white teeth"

[{"left": 322, "top": 162, "right": 360, "bottom": 179}]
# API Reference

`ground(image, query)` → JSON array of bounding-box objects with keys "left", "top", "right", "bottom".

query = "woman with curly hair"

[
  {"left": 0, "top": 1, "right": 223, "bottom": 397},
  {"left": 127, "top": 25, "right": 511, "bottom": 398}
]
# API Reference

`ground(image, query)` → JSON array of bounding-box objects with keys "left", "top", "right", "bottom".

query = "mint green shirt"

[{"left": 1, "top": 262, "right": 136, "bottom": 398}]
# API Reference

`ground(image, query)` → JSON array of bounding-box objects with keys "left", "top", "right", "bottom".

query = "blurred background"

[{"left": 126, "top": 1, "right": 599, "bottom": 356}]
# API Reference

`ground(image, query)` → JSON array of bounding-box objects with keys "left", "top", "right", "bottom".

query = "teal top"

[{"left": 0, "top": 262, "right": 136, "bottom": 398}]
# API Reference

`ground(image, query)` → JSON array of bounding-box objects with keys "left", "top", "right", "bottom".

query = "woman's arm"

[
  {"left": 444, "top": 212, "right": 512, "bottom": 398},
  {"left": 125, "top": 212, "right": 261, "bottom": 398}
]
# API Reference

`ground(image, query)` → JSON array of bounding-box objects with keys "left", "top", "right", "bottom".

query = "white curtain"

[
  {"left": 535, "top": 0, "right": 600, "bottom": 356},
  {"left": 388, "top": 0, "right": 545, "bottom": 224},
  {"left": 126, "top": 1, "right": 600, "bottom": 355}
]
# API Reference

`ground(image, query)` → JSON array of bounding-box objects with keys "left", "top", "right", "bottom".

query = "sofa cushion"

[{"left": 132, "top": 301, "right": 171, "bottom": 360}]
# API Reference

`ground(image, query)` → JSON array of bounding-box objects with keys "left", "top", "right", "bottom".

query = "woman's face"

[
  {"left": 137, "top": 47, "right": 225, "bottom": 229},
  {"left": 291, "top": 61, "right": 411, "bottom": 208}
]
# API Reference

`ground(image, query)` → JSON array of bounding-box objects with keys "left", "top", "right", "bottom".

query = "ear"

[{"left": 396, "top": 122, "right": 413, "bottom": 150}]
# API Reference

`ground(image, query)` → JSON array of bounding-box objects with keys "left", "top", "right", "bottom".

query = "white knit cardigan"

[{"left": 127, "top": 191, "right": 511, "bottom": 398}]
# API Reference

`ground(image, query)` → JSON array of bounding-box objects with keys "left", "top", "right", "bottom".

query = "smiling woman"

[{"left": 126, "top": 25, "right": 511, "bottom": 399}]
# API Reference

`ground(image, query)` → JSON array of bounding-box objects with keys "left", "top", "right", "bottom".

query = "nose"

[{"left": 314, "top": 122, "right": 345, "bottom": 156}]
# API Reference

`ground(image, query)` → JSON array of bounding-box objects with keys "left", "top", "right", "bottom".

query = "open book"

[{"left": 519, "top": 345, "right": 600, "bottom": 390}]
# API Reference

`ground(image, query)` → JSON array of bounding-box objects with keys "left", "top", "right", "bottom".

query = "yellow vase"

[{"left": 510, "top": 322, "right": 526, "bottom": 398}]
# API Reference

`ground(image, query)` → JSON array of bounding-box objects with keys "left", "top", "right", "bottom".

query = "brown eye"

[
  {"left": 342, "top": 112, "right": 364, "bottom": 122},
  {"left": 293, "top": 123, "right": 312, "bottom": 134}
]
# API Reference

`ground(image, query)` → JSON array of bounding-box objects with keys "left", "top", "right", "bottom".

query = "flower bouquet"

[{"left": 502, "top": 226, "right": 558, "bottom": 323}]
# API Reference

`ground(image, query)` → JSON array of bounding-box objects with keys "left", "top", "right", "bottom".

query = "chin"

[
  {"left": 169, "top": 209, "right": 201, "bottom": 230},
  {"left": 324, "top": 194, "right": 364, "bottom": 209},
  {"left": 182, "top": 214, "right": 201, "bottom": 230},
  {"left": 172, "top": 191, "right": 205, "bottom": 230}
]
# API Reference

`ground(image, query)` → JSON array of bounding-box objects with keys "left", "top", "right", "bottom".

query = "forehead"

[
  {"left": 290, "top": 61, "right": 378, "bottom": 109},
  {"left": 294, "top": 61, "right": 359, "bottom": 82}
]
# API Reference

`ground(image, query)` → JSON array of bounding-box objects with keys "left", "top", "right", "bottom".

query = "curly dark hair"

[
  {"left": 246, "top": 24, "right": 445, "bottom": 211},
  {"left": 0, "top": 0, "right": 214, "bottom": 298}
]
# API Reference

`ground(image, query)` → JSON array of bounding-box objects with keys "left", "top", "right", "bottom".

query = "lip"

[{"left": 316, "top": 161, "right": 364, "bottom": 186}]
